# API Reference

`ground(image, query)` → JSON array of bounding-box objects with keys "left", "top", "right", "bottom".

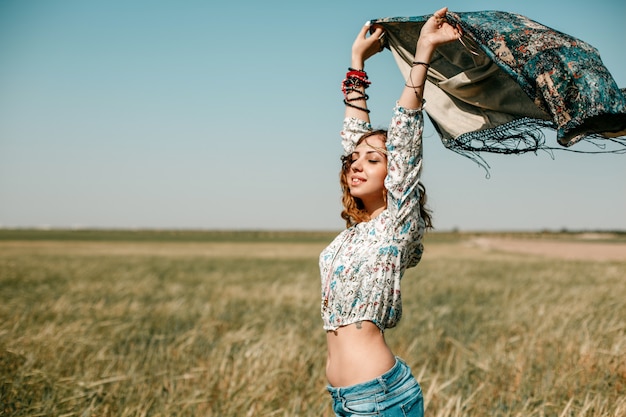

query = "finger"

[
  {"left": 359, "top": 23, "right": 371, "bottom": 38},
  {"left": 365, "top": 26, "right": 384, "bottom": 44},
  {"left": 431, "top": 6, "right": 449, "bottom": 27},
  {"left": 433, "top": 6, "right": 448, "bottom": 18},
  {"left": 369, "top": 25, "right": 384, "bottom": 37},
  {"left": 377, "top": 32, "right": 386, "bottom": 51}
]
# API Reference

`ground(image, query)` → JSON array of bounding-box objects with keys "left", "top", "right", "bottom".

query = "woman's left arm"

[
  {"left": 398, "top": 7, "right": 462, "bottom": 110},
  {"left": 386, "top": 8, "right": 463, "bottom": 223}
]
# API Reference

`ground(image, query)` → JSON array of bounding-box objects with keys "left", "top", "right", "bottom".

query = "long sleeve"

[
  {"left": 384, "top": 104, "right": 424, "bottom": 229},
  {"left": 340, "top": 117, "right": 372, "bottom": 155}
]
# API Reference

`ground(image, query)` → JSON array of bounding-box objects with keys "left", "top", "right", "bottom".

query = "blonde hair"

[{"left": 339, "top": 130, "right": 433, "bottom": 229}]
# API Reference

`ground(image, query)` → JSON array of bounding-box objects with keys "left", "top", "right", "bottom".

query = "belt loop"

[
  {"left": 327, "top": 385, "right": 341, "bottom": 401},
  {"left": 377, "top": 375, "right": 389, "bottom": 393}
]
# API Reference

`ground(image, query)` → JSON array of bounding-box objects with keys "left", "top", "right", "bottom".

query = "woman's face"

[{"left": 347, "top": 135, "right": 387, "bottom": 203}]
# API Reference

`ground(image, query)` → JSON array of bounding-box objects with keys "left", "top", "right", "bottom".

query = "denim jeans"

[{"left": 326, "top": 357, "right": 424, "bottom": 417}]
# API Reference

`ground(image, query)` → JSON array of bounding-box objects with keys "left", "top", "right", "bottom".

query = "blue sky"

[{"left": 1, "top": 0, "right": 624, "bottom": 231}]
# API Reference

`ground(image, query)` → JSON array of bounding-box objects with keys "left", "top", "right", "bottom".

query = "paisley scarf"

[{"left": 371, "top": 11, "right": 626, "bottom": 164}]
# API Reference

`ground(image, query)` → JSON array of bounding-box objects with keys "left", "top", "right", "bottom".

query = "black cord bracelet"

[{"left": 343, "top": 99, "right": 370, "bottom": 113}]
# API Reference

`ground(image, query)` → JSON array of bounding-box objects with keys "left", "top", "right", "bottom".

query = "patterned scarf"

[{"left": 372, "top": 11, "right": 626, "bottom": 165}]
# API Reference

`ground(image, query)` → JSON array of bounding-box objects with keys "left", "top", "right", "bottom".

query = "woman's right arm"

[
  {"left": 343, "top": 24, "right": 385, "bottom": 124},
  {"left": 340, "top": 24, "right": 385, "bottom": 152}
]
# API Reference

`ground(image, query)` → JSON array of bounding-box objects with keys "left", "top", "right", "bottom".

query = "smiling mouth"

[{"left": 351, "top": 177, "right": 365, "bottom": 185}]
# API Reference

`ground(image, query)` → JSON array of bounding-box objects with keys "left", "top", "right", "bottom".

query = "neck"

[{"left": 364, "top": 199, "right": 386, "bottom": 220}]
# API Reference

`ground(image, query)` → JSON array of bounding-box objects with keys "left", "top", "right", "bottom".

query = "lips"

[{"left": 351, "top": 176, "right": 365, "bottom": 185}]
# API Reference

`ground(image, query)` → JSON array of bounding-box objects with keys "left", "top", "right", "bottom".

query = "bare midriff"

[{"left": 326, "top": 320, "right": 396, "bottom": 387}]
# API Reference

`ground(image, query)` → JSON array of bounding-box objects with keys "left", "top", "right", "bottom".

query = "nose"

[{"left": 351, "top": 158, "right": 362, "bottom": 172}]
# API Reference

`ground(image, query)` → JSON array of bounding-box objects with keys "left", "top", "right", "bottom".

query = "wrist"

[
  {"left": 351, "top": 56, "right": 365, "bottom": 71},
  {"left": 414, "top": 39, "right": 436, "bottom": 62}
]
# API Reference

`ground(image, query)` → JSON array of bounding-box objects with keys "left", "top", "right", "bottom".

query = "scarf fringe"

[{"left": 444, "top": 117, "right": 626, "bottom": 177}]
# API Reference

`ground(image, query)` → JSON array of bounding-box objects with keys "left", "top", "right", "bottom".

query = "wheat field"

[{"left": 1, "top": 230, "right": 625, "bottom": 416}]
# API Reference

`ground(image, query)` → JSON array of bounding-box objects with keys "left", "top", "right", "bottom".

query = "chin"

[
  {"left": 349, "top": 189, "right": 363, "bottom": 198},
  {"left": 350, "top": 191, "right": 371, "bottom": 201}
]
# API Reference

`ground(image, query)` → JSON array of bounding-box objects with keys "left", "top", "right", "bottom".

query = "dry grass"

[{"left": 1, "top": 231, "right": 625, "bottom": 416}]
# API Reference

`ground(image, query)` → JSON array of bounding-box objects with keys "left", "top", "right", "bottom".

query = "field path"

[
  {"left": 1, "top": 234, "right": 625, "bottom": 262},
  {"left": 470, "top": 237, "right": 626, "bottom": 261}
]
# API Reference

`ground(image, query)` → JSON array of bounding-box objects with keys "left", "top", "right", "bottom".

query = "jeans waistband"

[{"left": 326, "top": 357, "right": 409, "bottom": 398}]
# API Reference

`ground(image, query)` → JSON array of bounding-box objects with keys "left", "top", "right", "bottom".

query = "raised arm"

[
  {"left": 343, "top": 24, "right": 386, "bottom": 123},
  {"left": 399, "top": 7, "right": 463, "bottom": 109},
  {"left": 383, "top": 8, "right": 462, "bottom": 227},
  {"left": 344, "top": 7, "right": 462, "bottom": 122}
]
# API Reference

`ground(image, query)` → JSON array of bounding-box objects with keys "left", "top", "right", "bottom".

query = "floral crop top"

[{"left": 320, "top": 104, "right": 426, "bottom": 332}]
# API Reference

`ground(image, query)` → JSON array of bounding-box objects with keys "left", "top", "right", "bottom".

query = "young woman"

[{"left": 320, "top": 7, "right": 462, "bottom": 416}]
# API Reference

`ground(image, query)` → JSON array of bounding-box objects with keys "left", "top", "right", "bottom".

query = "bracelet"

[
  {"left": 345, "top": 72, "right": 369, "bottom": 84},
  {"left": 345, "top": 92, "right": 369, "bottom": 101},
  {"left": 342, "top": 68, "right": 371, "bottom": 98},
  {"left": 346, "top": 68, "right": 368, "bottom": 81},
  {"left": 342, "top": 68, "right": 370, "bottom": 112},
  {"left": 343, "top": 99, "right": 370, "bottom": 113},
  {"left": 342, "top": 82, "right": 370, "bottom": 97},
  {"left": 405, "top": 81, "right": 423, "bottom": 89},
  {"left": 406, "top": 64, "right": 427, "bottom": 107},
  {"left": 343, "top": 77, "right": 370, "bottom": 88}
]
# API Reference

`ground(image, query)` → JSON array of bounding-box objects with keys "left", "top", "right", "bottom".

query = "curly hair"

[{"left": 339, "top": 129, "right": 433, "bottom": 229}]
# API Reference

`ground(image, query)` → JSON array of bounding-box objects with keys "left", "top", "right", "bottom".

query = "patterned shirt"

[{"left": 320, "top": 104, "right": 426, "bottom": 332}]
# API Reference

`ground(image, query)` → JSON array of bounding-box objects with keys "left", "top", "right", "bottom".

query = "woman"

[{"left": 320, "top": 7, "right": 462, "bottom": 416}]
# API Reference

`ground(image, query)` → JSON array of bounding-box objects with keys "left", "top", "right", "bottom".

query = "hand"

[
  {"left": 351, "top": 24, "right": 386, "bottom": 69},
  {"left": 419, "top": 7, "right": 462, "bottom": 49}
]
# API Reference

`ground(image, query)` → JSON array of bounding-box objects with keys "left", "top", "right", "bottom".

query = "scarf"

[{"left": 371, "top": 11, "right": 626, "bottom": 165}]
